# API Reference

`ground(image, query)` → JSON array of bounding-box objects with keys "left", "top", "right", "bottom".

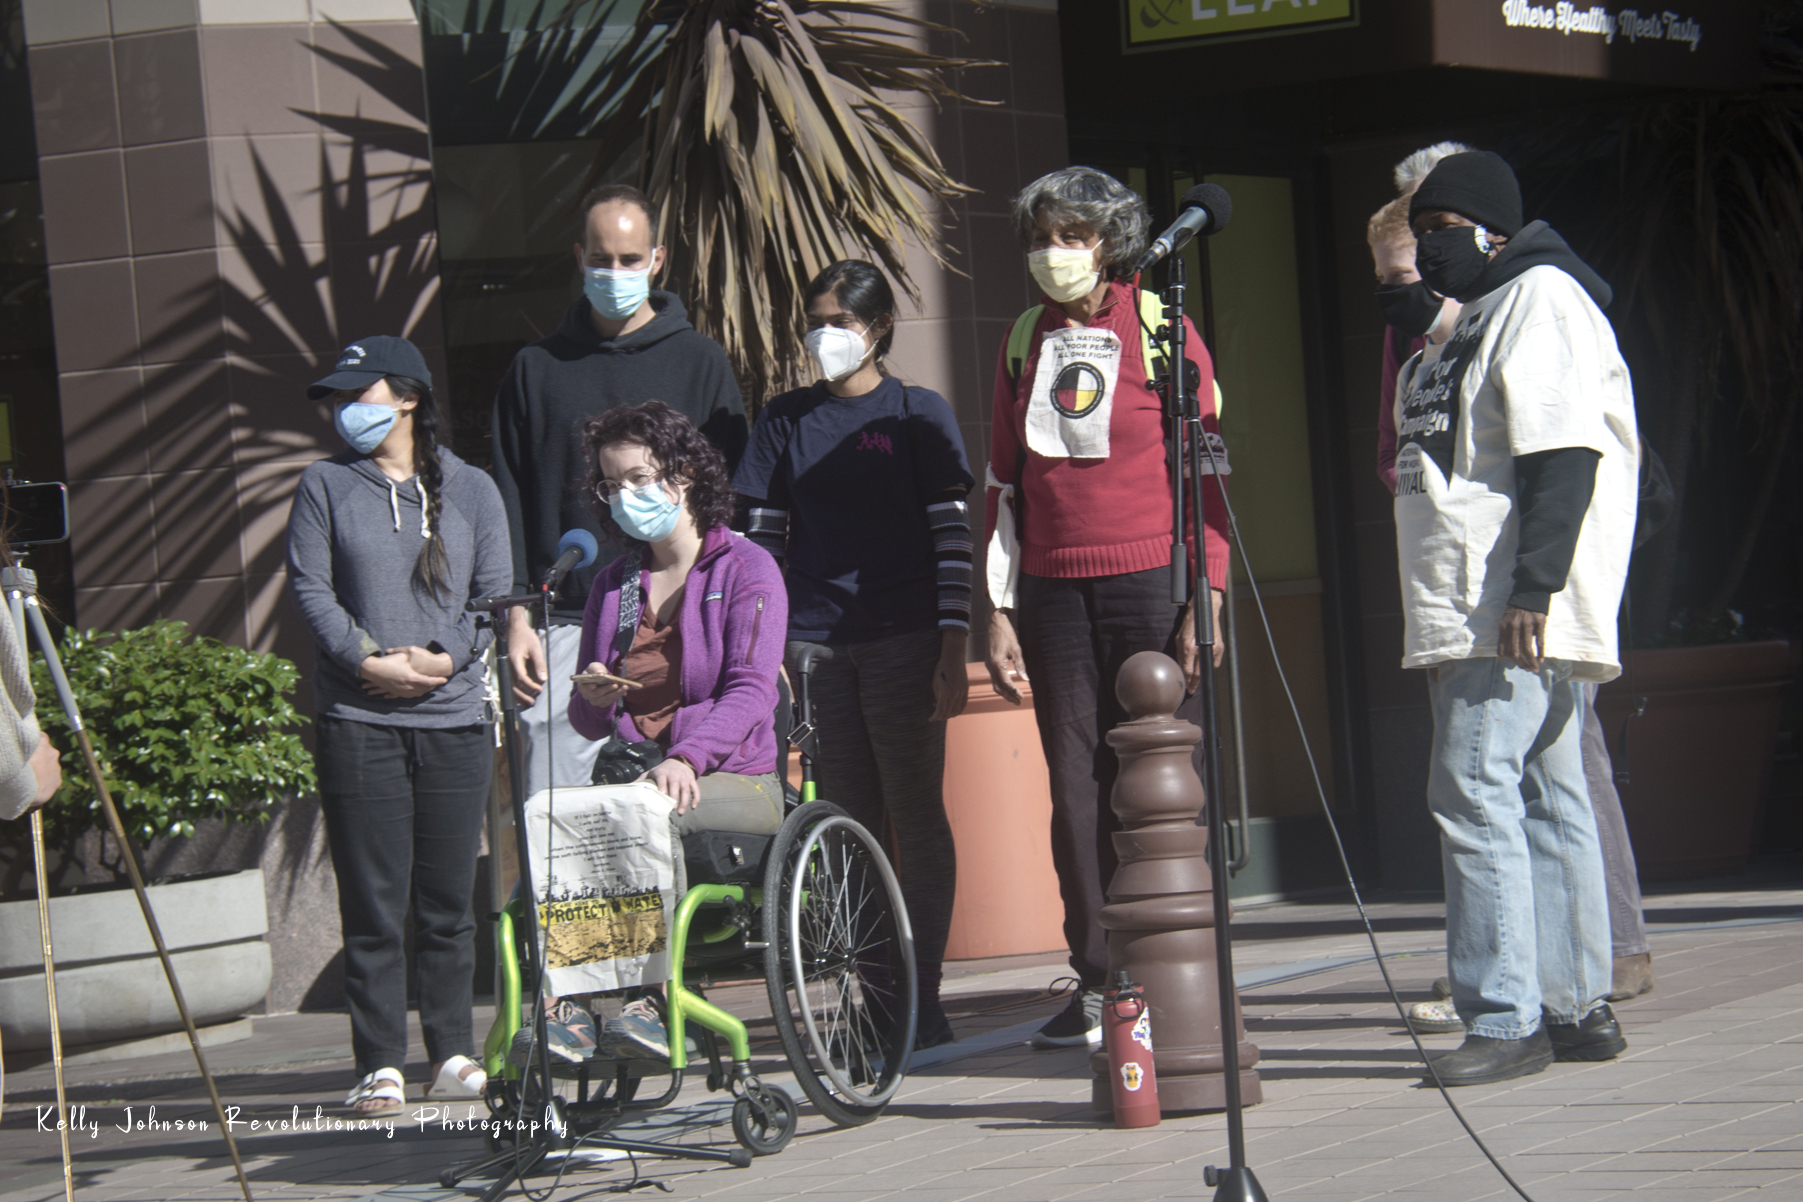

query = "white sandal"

[
  {"left": 424, "top": 1054, "right": 487, "bottom": 1101},
  {"left": 345, "top": 1067, "right": 407, "bottom": 1118}
]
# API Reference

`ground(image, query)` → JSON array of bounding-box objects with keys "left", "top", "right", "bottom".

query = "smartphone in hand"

[{"left": 571, "top": 671, "right": 642, "bottom": 690}]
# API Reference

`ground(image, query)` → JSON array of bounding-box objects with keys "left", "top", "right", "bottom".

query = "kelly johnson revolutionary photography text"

[{"left": 33, "top": 1104, "right": 539, "bottom": 1142}]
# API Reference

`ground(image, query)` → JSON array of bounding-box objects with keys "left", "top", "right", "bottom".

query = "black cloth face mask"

[
  {"left": 1375, "top": 281, "right": 1443, "bottom": 338},
  {"left": 1415, "top": 225, "right": 1494, "bottom": 301}
]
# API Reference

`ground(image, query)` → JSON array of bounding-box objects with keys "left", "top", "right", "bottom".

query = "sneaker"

[
  {"left": 1607, "top": 953, "right": 1654, "bottom": 1002},
  {"left": 916, "top": 1002, "right": 956, "bottom": 1050},
  {"left": 545, "top": 999, "right": 598, "bottom": 1062},
  {"left": 1031, "top": 988, "right": 1103, "bottom": 1049},
  {"left": 506, "top": 999, "right": 597, "bottom": 1068},
  {"left": 600, "top": 998, "right": 697, "bottom": 1062},
  {"left": 1406, "top": 998, "right": 1465, "bottom": 1035}
]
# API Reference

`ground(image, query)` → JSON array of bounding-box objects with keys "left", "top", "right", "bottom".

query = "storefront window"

[{"left": 420, "top": 0, "right": 650, "bottom": 466}]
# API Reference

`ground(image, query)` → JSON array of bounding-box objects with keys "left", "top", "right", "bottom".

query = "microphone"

[
  {"left": 543, "top": 528, "right": 599, "bottom": 591},
  {"left": 1134, "top": 183, "right": 1233, "bottom": 274}
]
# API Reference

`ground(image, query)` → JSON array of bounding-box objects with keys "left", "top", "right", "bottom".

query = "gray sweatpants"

[{"left": 1583, "top": 682, "right": 1650, "bottom": 958}]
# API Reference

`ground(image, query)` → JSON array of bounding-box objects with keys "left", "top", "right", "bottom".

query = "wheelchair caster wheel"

[{"left": 731, "top": 1087, "right": 798, "bottom": 1155}]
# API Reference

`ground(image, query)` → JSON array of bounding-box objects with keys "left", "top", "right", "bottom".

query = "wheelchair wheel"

[
  {"left": 731, "top": 1085, "right": 798, "bottom": 1155},
  {"left": 762, "top": 801, "right": 918, "bottom": 1127}
]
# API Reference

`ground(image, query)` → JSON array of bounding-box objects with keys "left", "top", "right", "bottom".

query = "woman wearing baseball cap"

[{"left": 287, "top": 335, "right": 513, "bottom": 1116}]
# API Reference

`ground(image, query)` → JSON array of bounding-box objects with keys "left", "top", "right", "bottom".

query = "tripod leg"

[
  {"left": 30, "top": 811, "right": 74, "bottom": 1202},
  {"left": 20, "top": 597, "right": 256, "bottom": 1202},
  {"left": 441, "top": 1142, "right": 547, "bottom": 1196}
]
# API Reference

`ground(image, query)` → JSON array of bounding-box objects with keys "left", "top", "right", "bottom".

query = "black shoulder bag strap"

[{"left": 611, "top": 544, "right": 646, "bottom": 670}]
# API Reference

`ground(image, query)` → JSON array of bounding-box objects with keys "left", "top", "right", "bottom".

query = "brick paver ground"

[{"left": 3, "top": 866, "right": 1799, "bottom": 1202}]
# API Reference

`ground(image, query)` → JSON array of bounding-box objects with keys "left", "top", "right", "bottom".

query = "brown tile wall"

[
  {"left": 883, "top": 1, "right": 1070, "bottom": 658},
  {"left": 26, "top": 3, "right": 443, "bottom": 1012}
]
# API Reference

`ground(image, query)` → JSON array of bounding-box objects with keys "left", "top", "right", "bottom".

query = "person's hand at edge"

[
  {"left": 931, "top": 628, "right": 970, "bottom": 722},
  {"left": 574, "top": 662, "right": 630, "bottom": 709},
  {"left": 390, "top": 644, "right": 454, "bottom": 679},
  {"left": 507, "top": 607, "right": 547, "bottom": 705},
  {"left": 26, "top": 731, "right": 60, "bottom": 810},
  {"left": 1174, "top": 589, "right": 1227, "bottom": 693},
  {"left": 985, "top": 610, "right": 1028, "bottom": 706},
  {"left": 646, "top": 757, "right": 700, "bottom": 814},
  {"left": 360, "top": 651, "right": 449, "bottom": 699},
  {"left": 1498, "top": 606, "right": 1547, "bottom": 673}
]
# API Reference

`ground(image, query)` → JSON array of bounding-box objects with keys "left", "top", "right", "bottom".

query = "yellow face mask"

[{"left": 1029, "top": 245, "right": 1101, "bottom": 303}]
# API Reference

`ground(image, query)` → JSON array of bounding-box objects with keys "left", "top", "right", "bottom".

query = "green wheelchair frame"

[{"left": 473, "top": 644, "right": 920, "bottom": 1161}]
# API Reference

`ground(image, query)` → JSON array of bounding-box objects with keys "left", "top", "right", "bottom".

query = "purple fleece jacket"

[{"left": 568, "top": 526, "right": 787, "bottom": 776}]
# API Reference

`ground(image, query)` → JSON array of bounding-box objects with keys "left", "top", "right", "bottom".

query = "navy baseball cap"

[{"left": 306, "top": 335, "right": 432, "bottom": 400}]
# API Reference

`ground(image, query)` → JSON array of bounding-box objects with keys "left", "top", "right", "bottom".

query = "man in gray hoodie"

[{"left": 492, "top": 183, "right": 748, "bottom": 796}]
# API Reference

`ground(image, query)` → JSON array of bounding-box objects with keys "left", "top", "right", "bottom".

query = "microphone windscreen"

[
  {"left": 1181, "top": 182, "right": 1233, "bottom": 234},
  {"left": 557, "top": 528, "right": 599, "bottom": 571}
]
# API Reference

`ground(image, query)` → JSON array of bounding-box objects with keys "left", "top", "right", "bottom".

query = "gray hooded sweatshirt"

[{"left": 287, "top": 447, "right": 512, "bottom": 727}]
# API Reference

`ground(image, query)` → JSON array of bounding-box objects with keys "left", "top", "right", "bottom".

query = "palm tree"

[{"left": 516, "top": 0, "right": 989, "bottom": 409}]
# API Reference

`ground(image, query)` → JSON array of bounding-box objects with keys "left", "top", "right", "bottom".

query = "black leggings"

[
  {"left": 1016, "top": 566, "right": 1203, "bottom": 988},
  {"left": 316, "top": 716, "right": 492, "bottom": 1076},
  {"left": 792, "top": 630, "right": 955, "bottom": 1003}
]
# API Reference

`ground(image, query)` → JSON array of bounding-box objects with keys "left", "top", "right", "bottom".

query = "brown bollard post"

[{"left": 1089, "top": 650, "right": 1262, "bottom": 1114}]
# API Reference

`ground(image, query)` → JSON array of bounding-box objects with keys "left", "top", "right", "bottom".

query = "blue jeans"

[{"left": 1427, "top": 657, "right": 1610, "bottom": 1040}]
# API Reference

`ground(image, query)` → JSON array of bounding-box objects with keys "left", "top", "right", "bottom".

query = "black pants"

[
  {"left": 1016, "top": 566, "right": 1203, "bottom": 987},
  {"left": 792, "top": 629, "right": 955, "bottom": 1002},
  {"left": 316, "top": 716, "right": 492, "bottom": 1075}
]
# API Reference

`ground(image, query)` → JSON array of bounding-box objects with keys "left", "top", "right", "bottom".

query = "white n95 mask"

[{"left": 806, "top": 325, "right": 872, "bottom": 382}]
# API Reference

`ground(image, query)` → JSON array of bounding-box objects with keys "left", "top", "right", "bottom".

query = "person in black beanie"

[{"left": 1391, "top": 151, "right": 1641, "bottom": 1085}]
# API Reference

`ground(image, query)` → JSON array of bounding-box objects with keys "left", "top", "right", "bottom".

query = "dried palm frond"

[{"left": 566, "top": 0, "right": 993, "bottom": 409}]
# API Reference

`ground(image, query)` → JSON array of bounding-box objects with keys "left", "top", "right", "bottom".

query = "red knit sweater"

[{"left": 985, "top": 280, "right": 1231, "bottom": 585}]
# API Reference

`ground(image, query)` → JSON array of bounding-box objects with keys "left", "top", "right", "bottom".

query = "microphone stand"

[
  {"left": 442, "top": 583, "right": 746, "bottom": 1201},
  {"left": 1157, "top": 256, "right": 1267, "bottom": 1202}
]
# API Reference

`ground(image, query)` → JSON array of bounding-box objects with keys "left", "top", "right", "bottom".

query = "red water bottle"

[{"left": 1103, "top": 969, "right": 1160, "bottom": 1128}]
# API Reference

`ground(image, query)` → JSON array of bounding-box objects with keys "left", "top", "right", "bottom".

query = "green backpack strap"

[
  {"left": 1008, "top": 292, "right": 1170, "bottom": 386},
  {"left": 1136, "top": 289, "right": 1169, "bottom": 386},
  {"left": 1006, "top": 305, "right": 1046, "bottom": 381}
]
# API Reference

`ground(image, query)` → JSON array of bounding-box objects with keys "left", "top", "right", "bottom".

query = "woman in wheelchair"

[{"left": 545, "top": 400, "right": 788, "bottom": 1064}]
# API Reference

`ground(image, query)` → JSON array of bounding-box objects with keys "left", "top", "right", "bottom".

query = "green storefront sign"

[{"left": 1127, "top": 0, "right": 1356, "bottom": 48}]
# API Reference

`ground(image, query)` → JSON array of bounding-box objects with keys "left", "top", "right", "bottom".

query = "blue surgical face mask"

[
  {"left": 583, "top": 265, "right": 652, "bottom": 321},
  {"left": 335, "top": 401, "right": 395, "bottom": 454},
  {"left": 610, "top": 480, "right": 683, "bottom": 543}
]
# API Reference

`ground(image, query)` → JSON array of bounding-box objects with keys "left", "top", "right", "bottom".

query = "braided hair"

[{"left": 387, "top": 374, "right": 449, "bottom": 601}]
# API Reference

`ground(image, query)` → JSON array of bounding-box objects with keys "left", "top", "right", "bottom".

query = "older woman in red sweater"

[{"left": 984, "top": 166, "right": 1230, "bottom": 1049}]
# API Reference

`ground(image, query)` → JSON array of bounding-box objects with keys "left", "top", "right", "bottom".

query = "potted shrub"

[
  {"left": 0, "top": 621, "right": 315, "bottom": 1059},
  {"left": 1596, "top": 612, "right": 1800, "bottom": 881}
]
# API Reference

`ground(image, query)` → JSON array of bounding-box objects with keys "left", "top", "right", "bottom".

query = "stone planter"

[
  {"left": 1595, "top": 640, "right": 1799, "bottom": 881},
  {"left": 942, "top": 663, "right": 1068, "bottom": 960},
  {"left": 0, "top": 869, "right": 271, "bottom": 1056}
]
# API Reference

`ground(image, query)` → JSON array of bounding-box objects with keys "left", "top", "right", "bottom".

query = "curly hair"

[
  {"left": 1010, "top": 166, "right": 1150, "bottom": 281},
  {"left": 582, "top": 401, "right": 734, "bottom": 540}
]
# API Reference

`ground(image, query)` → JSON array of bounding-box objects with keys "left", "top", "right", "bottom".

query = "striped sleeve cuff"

[
  {"left": 747, "top": 506, "right": 789, "bottom": 560},
  {"left": 929, "top": 498, "right": 972, "bottom": 631}
]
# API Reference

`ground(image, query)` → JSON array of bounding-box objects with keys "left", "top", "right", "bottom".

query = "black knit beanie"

[{"left": 1408, "top": 151, "right": 1523, "bottom": 237}]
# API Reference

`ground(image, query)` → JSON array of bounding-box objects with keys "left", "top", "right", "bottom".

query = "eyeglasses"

[{"left": 593, "top": 471, "right": 663, "bottom": 503}]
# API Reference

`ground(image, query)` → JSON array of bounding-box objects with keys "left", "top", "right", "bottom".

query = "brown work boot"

[{"left": 1608, "top": 953, "right": 1654, "bottom": 1002}]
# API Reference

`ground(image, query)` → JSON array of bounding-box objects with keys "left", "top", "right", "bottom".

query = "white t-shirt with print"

[{"left": 1392, "top": 264, "right": 1639, "bottom": 682}]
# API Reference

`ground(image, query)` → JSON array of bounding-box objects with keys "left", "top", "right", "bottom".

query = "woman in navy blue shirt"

[{"left": 734, "top": 260, "right": 975, "bottom": 1048}]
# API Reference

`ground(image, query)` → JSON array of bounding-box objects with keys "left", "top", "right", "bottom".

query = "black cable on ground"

[{"left": 1197, "top": 425, "right": 1539, "bottom": 1202}]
